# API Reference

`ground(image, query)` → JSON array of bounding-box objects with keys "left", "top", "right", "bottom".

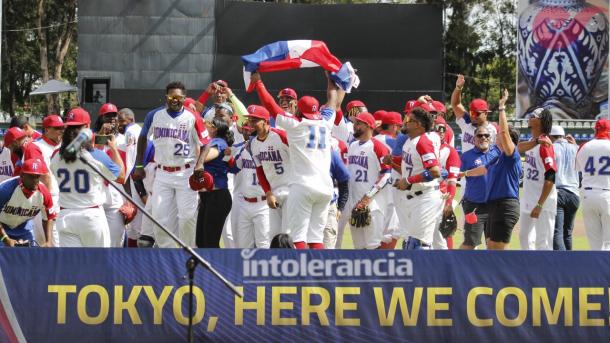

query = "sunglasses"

[
  {"left": 166, "top": 95, "right": 185, "bottom": 101},
  {"left": 476, "top": 133, "right": 491, "bottom": 139}
]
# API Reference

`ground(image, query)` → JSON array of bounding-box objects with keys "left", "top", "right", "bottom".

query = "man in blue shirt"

[
  {"left": 459, "top": 126, "right": 500, "bottom": 249},
  {"left": 550, "top": 125, "right": 580, "bottom": 250}
]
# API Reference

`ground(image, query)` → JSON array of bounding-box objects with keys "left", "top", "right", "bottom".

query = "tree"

[{"left": 36, "top": 0, "right": 77, "bottom": 114}]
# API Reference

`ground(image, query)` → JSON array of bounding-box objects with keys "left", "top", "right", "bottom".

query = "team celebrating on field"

[{"left": 0, "top": 72, "right": 608, "bottom": 251}]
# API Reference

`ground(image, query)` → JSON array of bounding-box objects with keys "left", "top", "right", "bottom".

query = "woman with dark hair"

[
  {"left": 50, "top": 108, "right": 125, "bottom": 247},
  {"left": 517, "top": 105, "right": 557, "bottom": 250},
  {"left": 270, "top": 234, "right": 295, "bottom": 249},
  {"left": 193, "top": 117, "right": 234, "bottom": 248}
]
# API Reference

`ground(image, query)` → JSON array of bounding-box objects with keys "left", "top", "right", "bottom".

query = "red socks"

[
  {"left": 293, "top": 241, "right": 307, "bottom": 249},
  {"left": 308, "top": 243, "right": 324, "bottom": 250},
  {"left": 293, "top": 242, "right": 324, "bottom": 249}
]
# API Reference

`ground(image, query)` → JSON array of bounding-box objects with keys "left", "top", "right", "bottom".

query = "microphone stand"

[{"left": 76, "top": 152, "right": 243, "bottom": 343}]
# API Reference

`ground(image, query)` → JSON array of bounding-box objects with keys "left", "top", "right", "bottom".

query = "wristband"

[
  {"left": 1, "top": 235, "right": 7, "bottom": 242},
  {"left": 498, "top": 107, "right": 506, "bottom": 111},
  {"left": 536, "top": 203, "right": 543, "bottom": 209},
  {"left": 464, "top": 170, "right": 469, "bottom": 177},
  {"left": 135, "top": 165, "right": 144, "bottom": 169}
]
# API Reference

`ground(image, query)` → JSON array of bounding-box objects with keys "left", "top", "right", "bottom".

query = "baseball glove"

[
  {"left": 439, "top": 211, "right": 457, "bottom": 238},
  {"left": 189, "top": 171, "right": 214, "bottom": 192},
  {"left": 350, "top": 206, "right": 372, "bottom": 228},
  {"left": 119, "top": 201, "right": 137, "bottom": 224}
]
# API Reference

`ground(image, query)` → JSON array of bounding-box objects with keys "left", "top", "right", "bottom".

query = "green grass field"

[{"left": 340, "top": 188, "right": 590, "bottom": 250}]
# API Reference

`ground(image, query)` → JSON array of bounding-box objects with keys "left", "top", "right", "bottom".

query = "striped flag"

[{"left": 241, "top": 40, "right": 360, "bottom": 93}]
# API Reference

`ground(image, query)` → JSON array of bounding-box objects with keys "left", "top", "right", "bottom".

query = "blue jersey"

[
  {"left": 205, "top": 138, "right": 230, "bottom": 189},
  {"left": 486, "top": 146, "right": 522, "bottom": 201},
  {"left": 0, "top": 177, "right": 55, "bottom": 240},
  {"left": 460, "top": 147, "right": 501, "bottom": 203}
]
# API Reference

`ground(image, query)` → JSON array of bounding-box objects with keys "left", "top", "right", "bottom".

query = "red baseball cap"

[
  {"left": 432, "top": 100, "right": 446, "bottom": 114},
  {"left": 246, "top": 105, "right": 270, "bottom": 121},
  {"left": 277, "top": 88, "right": 297, "bottom": 100},
  {"left": 373, "top": 110, "right": 387, "bottom": 122},
  {"left": 355, "top": 112, "right": 376, "bottom": 129},
  {"left": 99, "top": 103, "right": 118, "bottom": 116},
  {"left": 470, "top": 99, "right": 490, "bottom": 113},
  {"left": 595, "top": 119, "right": 610, "bottom": 138},
  {"left": 346, "top": 100, "right": 366, "bottom": 112},
  {"left": 3, "top": 127, "right": 27, "bottom": 147},
  {"left": 383, "top": 111, "right": 403, "bottom": 125},
  {"left": 297, "top": 96, "right": 322, "bottom": 120},
  {"left": 21, "top": 158, "right": 48, "bottom": 175},
  {"left": 416, "top": 102, "right": 437, "bottom": 113},
  {"left": 43, "top": 115, "right": 65, "bottom": 128},
  {"left": 65, "top": 107, "right": 91, "bottom": 126},
  {"left": 403, "top": 100, "right": 419, "bottom": 114}
]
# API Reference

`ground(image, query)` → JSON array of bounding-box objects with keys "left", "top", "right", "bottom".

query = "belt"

[
  {"left": 60, "top": 205, "right": 100, "bottom": 210},
  {"left": 584, "top": 187, "right": 610, "bottom": 191},
  {"left": 157, "top": 163, "right": 191, "bottom": 172},
  {"left": 406, "top": 186, "right": 440, "bottom": 200},
  {"left": 244, "top": 195, "right": 267, "bottom": 203}
]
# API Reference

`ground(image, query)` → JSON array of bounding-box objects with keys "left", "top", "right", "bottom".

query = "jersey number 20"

[{"left": 57, "top": 168, "right": 90, "bottom": 193}]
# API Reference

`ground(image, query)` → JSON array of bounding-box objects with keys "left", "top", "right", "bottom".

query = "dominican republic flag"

[{"left": 241, "top": 40, "right": 360, "bottom": 93}]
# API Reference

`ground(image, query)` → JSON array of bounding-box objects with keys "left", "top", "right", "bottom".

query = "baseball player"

[
  {"left": 373, "top": 111, "right": 402, "bottom": 249},
  {"left": 451, "top": 74, "right": 497, "bottom": 153},
  {"left": 23, "top": 115, "right": 65, "bottom": 247},
  {"left": 0, "top": 133, "right": 17, "bottom": 183},
  {"left": 117, "top": 108, "right": 144, "bottom": 247},
  {"left": 229, "top": 128, "right": 271, "bottom": 248},
  {"left": 0, "top": 159, "right": 56, "bottom": 247},
  {"left": 576, "top": 119, "right": 610, "bottom": 250},
  {"left": 247, "top": 105, "right": 291, "bottom": 239},
  {"left": 394, "top": 107, "right": 443, "bottom": 249},
  {"left": 133, "top": 81, "right": 205, "bottom": 248},
  {"left": 272, "top": 76, "right": 343, "bottom": 249},
  {"left": 436, "top": 122, "right": 461, "bottom": 249},
  {"left": 431, "top": 100, "right": 455, "bottom": 147},
  {"left": 3, "top": 127, "right": 30, "bottom": 176},
  {"left": 332, "top": 100, "right": 367, "bottom": 144},
  {"left": 249, "top": 72, "right": 298, "bottom": 127},
  {"left": 51, "top": 107, "right": 125, "bottom": 247},
  {"left": 517, "top": 106, "right": 557, "bottom": 250},
  {"left": 345, "top": 112, "right": 391, "bottom": 249},
  {"left": 95, "top": 103, "right": 130, "bottom": 247}
]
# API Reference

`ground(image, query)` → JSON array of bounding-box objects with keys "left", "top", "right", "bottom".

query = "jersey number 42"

[{"left": 584, "top": 156, "right": 610, "bottom": 176}]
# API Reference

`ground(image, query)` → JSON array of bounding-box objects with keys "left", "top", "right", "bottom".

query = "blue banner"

[{"left": 0, "top": 249, "right": 608, "bottom": 342}]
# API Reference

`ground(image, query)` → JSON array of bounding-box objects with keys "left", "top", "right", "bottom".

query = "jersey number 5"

[
  {"left": 306, "top": 126, "right": 327, "bottom": 149},
  {"left": 57, "top": 168, "right": 90, "bottom": 193}
]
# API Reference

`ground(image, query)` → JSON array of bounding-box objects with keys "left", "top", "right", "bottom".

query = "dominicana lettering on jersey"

[
  {"left": 153, "top": 127, "right": 190, "bottom": 141},
  {"left": 348, "top": 155, "right": 368, "bottom": 169},
  {"left": 525, "top": 153, "right": 537, "bottom": 169},
  {"left": 256, "top": 149, "right": 283, "bottom": 162},
  {"left": 241, "top": 159, "right": 257, "bottom": 169},
  {"left": 2, "top": 205, "right": 41, "bottom": 217},
  {"left": 0, "top": 165, "right": 13, "bottom": 177}
]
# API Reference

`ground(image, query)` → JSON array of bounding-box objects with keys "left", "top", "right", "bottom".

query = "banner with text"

[{"left": 0, "top": 249, "right": 608, "bottom": 342}]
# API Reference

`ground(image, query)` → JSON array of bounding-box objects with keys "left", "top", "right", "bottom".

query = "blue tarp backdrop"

[{"left": 0, "top": 249, "right": 608, "bottom": 342}]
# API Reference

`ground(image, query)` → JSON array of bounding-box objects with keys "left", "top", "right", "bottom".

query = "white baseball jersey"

[
  {"left": 31, "top": 137, "right": 61, "bottom": 201},
  {"left": 250, "top": 128, "right": 291, "bottom": 191},
  {"left": 439, "top": 143, "right": 461, "bottom": 181},
  {"left": 401, "top": 132, "right": 441, "bottom": 189},
  {"left": 141, "top": 106, "right": 204, "bottom": 166},
  {"left": 576, "top": 138, "right": 610, "bottom": 190},
  {"left": 123, "top": 123, "right": 142, "bottom": 174},
  {"left": 0, "top": 177, "right": 55, "bottom": 240},
  {"left": 0, "top": 147, "right": 14, "bottom": 183},
  {"left": 456, "top": 118, "right": 497, "bottom": 153},
  {"left": 234, "top": 142, "right": 265, "bottom": 198},
  {"left": 522, "top": 144, "right": 557, "bottom": 212},
  {"left": 332, "top": 117, "right": 354, "bottom": 144},
  {"left": 51, "top": 149, "right": 121, "bottom": 209},
  {"left": 275, "top": 112, "right": 334, "bottom": 193},
  {"left": 347, "top": 138, "right": 391, "bottom": 211}
]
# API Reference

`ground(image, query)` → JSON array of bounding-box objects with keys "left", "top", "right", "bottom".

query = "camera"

[{"left": 94, "top": 135, "right": 111, "bottom": 145}]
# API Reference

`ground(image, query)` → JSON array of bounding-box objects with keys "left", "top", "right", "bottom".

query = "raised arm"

[
  {"left": 250, "top": 72, "right": 284, "bottom": 118},
  {"left": 450, "top": 74, "right": 467, "bottom": 120},
  {"left": 497, "top": 89, "right": 515, "bottom": 156}
]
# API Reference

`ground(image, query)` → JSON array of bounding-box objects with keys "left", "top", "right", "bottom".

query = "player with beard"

[{"left": 3, "top": 127, "right": 30, "bottom": 176}]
